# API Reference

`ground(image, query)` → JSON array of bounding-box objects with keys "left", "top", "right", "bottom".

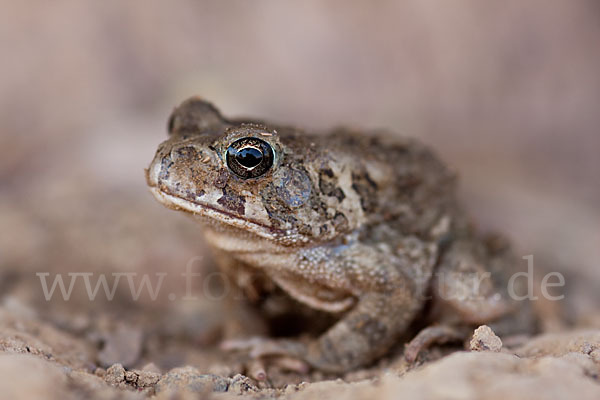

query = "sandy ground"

[
  {"left": 2, "top": 298, "right": 600, "bottom": 399},
  {"left": 1, "top": 1, "right": 599, "bottom": 399}
]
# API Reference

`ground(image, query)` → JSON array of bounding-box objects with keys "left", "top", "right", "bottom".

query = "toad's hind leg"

[
  {"left": 431, "top": 236, "right": 517, "bottom": 325},
  {"left": 433, "top": 235, "right": 535, "bottom": 331},
  {"left": 405, "top": 234, "right": 536, "bottom": 361}
]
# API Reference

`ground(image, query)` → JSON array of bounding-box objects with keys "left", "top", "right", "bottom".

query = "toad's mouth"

[{"left": 149, "top": 186, "right": 305, "bottom": 243}]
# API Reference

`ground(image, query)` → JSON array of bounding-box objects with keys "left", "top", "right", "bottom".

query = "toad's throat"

[{"left": 149, "top": 186, "right": 305, "bottom": 242}]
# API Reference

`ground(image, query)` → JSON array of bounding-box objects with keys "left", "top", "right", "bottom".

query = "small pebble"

[{"left": 470, "top": 325, "right": 502, "bottom": 352}]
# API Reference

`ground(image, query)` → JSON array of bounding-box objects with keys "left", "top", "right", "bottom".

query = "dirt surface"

[
  {"left": 2, "top": 301, "right": 600, "bottom": 399},
  {"left": 1, "top": 1, "right": 599, "bottom": 399}
]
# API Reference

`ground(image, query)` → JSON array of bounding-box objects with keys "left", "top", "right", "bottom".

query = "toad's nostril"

[{"left": 171, "top": 145, "right": 199, "bottom": 161}]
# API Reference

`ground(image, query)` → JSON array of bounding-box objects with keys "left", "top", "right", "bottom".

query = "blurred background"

[{"left": 0, "top": 0, "right": 599, "bottom": 367}]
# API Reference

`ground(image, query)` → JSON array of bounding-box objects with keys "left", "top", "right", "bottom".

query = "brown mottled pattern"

[
  {"left": 147, "top": 98, "right": 537, "bottom": 373},
  {"left": 217, "top": 187, "right": 246, "bottom": 216},
  {"left": 319, "top": 168, "right": 346, "bottom": 202},
  {"left": 350, "top": 170, "right": 378, "bottom": 213}
]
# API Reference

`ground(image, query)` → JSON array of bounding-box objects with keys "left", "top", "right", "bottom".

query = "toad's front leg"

[
  {"left": 303, "top": 288, "right": 422, "bottom": 372},
  {"left": 296, "top": 239, "right": 437, "bottom": 372},
  {"left": 226, "top": 239, "right": 437, "bottom": 372},
  {"left": 225, "top": 272, "right": 427, "bottom": 373}
]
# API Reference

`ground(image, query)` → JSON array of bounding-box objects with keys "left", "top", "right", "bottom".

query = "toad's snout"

[{"left": 146, "top": 143, "right": 173, "bottom": 188}]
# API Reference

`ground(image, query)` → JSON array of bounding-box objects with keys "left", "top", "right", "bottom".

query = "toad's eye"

[{"left": 226, "top": 137, "right": 274, "bottom": 179}]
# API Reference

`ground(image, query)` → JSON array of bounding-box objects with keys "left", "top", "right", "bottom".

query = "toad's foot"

[
  {"left": 221, "top": 337, "right": 310, "bottom": 375},
  {"left": 404, "top": 325, "right": 469, "bottom": 362}
]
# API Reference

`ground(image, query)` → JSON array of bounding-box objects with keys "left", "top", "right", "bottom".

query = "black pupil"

[
  {"left": 226, "top": 137, "right": 273, "bottom": 179},
  {"left": 236, "top": 146, "right": 263, "bottom": 168}
]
